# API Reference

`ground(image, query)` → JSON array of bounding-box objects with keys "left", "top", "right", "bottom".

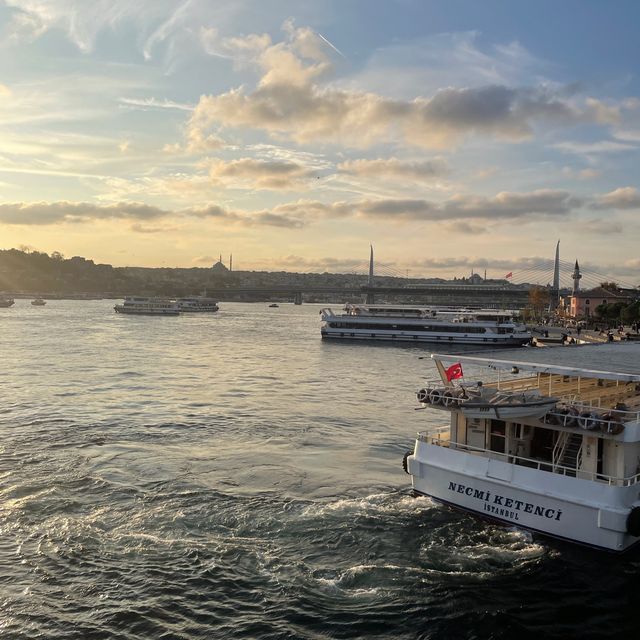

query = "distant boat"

[
  {"left": 31, "top": 298, "right": 46, "bottom": 306},
  {"left": 0, "top": 297, "right": 15, "bottom": 308},
  {"left": 114, "top": 297, "right": 180, "bottom": 316},
  {"left": 268, "top": 303, "right": 279, "bottom": 308},
  {"left": 176, "top": 296, "right": 219, "bottom": 312}
]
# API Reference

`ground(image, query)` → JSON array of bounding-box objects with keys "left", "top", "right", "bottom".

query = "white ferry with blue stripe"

[
  {"left": 320, "top": 304, "right": 531, "bottom": 346},
  {"left": 403, "top": 354, "right": 640, "bottom": 552}
]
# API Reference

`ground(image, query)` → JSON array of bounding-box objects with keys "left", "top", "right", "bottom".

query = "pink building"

[{"left": 568, "top": 286, "right": 630, "bottom": 318}]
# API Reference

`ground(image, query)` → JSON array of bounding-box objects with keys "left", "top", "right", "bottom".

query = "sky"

[{"left": 1, "top": 0, "right": 640, "bottom": 282}]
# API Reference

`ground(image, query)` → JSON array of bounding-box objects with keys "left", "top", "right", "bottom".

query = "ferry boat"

[
  {"left": 320, "top": 304, "right": 531, "bottom": 346},
  {"left": 114, "top": 297, "right": 180, "bottom": 316},
  {"left": 176, "top": 296, "right": 219, "bottom": 312},
  {"left": 403, "top": 353, "right": 640, "bottom": 552},
  {"left": 31, "top": 298, "right": 46, "bottom": 306},
  {"left": 0, "top": 297, "right": 14, "bottom": 308}
]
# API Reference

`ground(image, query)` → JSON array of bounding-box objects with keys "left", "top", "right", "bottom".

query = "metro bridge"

[{"left": 204, "top": 283, "right": 531, "bottom": 308}]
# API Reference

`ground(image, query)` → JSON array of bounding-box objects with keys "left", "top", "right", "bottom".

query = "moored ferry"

[
  {"left": 176, "top": 296, "right": 219, "bottom": 312},
  {"left": 403, "top": 353, "right": 640, "bottom": 552},
  {"left": 114, "top": 297, "right": 180, "bottom": 315},
  {"left": 320, "top": 304, "right": 531, "bottom": 346}
]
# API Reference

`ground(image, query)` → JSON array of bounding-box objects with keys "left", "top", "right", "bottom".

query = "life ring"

[
  {"left": 429, "top": 388, "right": 444, "bottom": 405},
  {"left": 442, "top": 389, "right": 459, "bottom": 407},
  {"left": 627, "top": 506, "right": 640, "bottom": 537},
  {"left": 416, "top": 388, "right": 431, "bottom": 403},
  {"left": 577, "top": 411, "right": 598, "bottom": 430},
  {"left": 600, "top": 414, "right": 625, "bottom": 435},
  {"left": 563, "top": 408, "right": 579, "bottom": 428},
  {"left": 402, "top": 450, "right": 412, "bottom": 474},
  {"left": 546, "top": 408, "right": 565, "bottom": 425}
]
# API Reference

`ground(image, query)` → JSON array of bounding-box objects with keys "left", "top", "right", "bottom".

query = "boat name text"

[{"left": 447, "top": 481, "right": 562, "bottom": 522}]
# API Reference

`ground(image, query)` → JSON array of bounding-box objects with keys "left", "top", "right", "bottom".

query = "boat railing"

[
  {"left": 544, "top": 405, "right": 640, "bottom": 429},
  {"left": 416, "top": 430, "right": 640, "bottom": 487}
]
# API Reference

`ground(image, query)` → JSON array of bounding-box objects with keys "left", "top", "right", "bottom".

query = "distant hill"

[{"left": 0, "top": 248, "right": 516, "bottom": 299}]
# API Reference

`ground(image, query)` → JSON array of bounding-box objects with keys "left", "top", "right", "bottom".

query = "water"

[{"left": 1, "top": 301, "right": 639, "bottom": 639}]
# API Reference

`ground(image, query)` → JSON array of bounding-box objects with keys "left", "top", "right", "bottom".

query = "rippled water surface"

[{"left": 1, "top": 301, "right": 639, "bottom": 639}]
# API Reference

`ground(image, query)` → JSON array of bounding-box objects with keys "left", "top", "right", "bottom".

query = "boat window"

[{"left": 489, "top": 420, "right": 506, "bottom": 453}]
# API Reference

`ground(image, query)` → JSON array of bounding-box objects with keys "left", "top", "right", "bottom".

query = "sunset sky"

[{"left": 1, "top": 0, "right": 640, "bottom": 282}]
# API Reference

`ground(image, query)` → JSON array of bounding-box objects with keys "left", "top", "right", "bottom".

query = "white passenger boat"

[
  {"left": 31, "top": 298, "right": 46, "bottom": 306},
  {"left": 176, "top": 296, "right": 219, "bottom": 312},
  {"left": 114, "top": 297, "right": 180, "bottom": 315},
  {"left": 0, "top": 297, "right": 15, "bottom": 308},
  {"left": 404, "top": 354, "right": 640, "bottom": 552},
  {"left": 320, "top": 304, "right": 531, "bottom": 346}
]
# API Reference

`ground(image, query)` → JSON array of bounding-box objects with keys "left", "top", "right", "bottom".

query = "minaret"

[
  {"left": 229, "top": 254, "right": 233, "bottom": 272},
  {"left": 572, "top": 259, "right": 582, "bottom": 295}
]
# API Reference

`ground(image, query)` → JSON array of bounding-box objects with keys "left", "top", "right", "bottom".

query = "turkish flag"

[
  {"left": 445, "top": 362, "right": 464, "bottom": 381},
  {"left": 505, "top": 272, "right": 513, "bottom": 279}
]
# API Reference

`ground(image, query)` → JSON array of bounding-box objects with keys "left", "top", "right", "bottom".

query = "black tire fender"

[{"left": 402, "top": 450, "right": 413, "bottom": 474}]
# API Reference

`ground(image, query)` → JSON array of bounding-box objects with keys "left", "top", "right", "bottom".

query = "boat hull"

[
  {"left": 321, "top": 327, "right": 530, "bottom": 346},
  {"left": 114, "top": 306, "right": 179, "bottom": 316},
  {"left": 407, "top": 442, "right": 639, "bottom": 552}
]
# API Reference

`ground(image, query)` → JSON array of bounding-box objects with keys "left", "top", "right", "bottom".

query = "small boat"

[
  {"left": 31, "top": 298, "right": 47, "bottom": 306},
  {"left": 459, "top": 388, "right": 558, "bottom": 420},
  {"left": 114, "top": 297, "right": 180, "bottom": 315},
  {"left": 176, "top": 296, "right": 219, "bottom": 312},
  {"left": 268, "top": 303, "right": 279, "bottom": 308},
  {"left": 0, "top": 297, "right": 15, "bottom": 308}
]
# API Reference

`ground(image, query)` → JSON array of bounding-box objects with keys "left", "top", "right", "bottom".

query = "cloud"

[
  {"left": 119, "top": 97, "right": 193, "bottom": 112},
  {"left": 581, "top": 220, "right": 623, "bottom": 234},
  {"left": 200, "top": 27, "right": 272, "bottom": 60},
  {"left": 190, "top": 81, "right": 598, "bottom": 150},
  {"left": 0, "top": 201, "right": 167, "bottom": 225},
  {"left": 554, "top": 140, "right": 636, "bottom": 155},
  {"left": 185, "top": 24, "right": 620, "bottom": 151},
  {"left": 130, "top": 222, "right": 182, "bottom": 233},
  {"left": 562, "top": 166, "right": 601, "bottom": 181},
  {"left": 408, "top": 255, "right": 552, "bottom": 271},
  {"left": 271, "top": 255, "right": 364, "bottom": 271},
  {"left": 192, "top": 255, "right": 217, "bottom": 265},
  {"left": 592, "top": 187, "right": 640, "bottom": 210},
  {"left": 3, "top": 0, "right": 203, "bottom": 56},
  {"left": 324, "top": 189, "right": 579, "bottom": 222},
  {"left": 337, "top": 157, "right": 449, "bottom": 181},
  {"left": 207, "top": 157, "right": 313, "bottom": 189},
  {"left": 0, "top": 188, "right": 584, "bottom": 230}
]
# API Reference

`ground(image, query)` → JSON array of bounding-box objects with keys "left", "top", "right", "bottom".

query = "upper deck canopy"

[{"left": 430, "top": 353, "right": 640, "bottom": 383}]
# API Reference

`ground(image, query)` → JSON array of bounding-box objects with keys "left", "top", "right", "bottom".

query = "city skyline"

[{"left": 1, "top": 1, "right": 640, "bottom": 279}]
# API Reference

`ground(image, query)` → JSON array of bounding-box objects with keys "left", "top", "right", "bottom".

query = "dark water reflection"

[{"left": 1, "top": 301, "right": 638, "bottom": 638}]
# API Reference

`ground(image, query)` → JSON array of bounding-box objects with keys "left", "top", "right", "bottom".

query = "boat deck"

[{"left": 486, "top": 373, "right": 640, "bottom": 411}]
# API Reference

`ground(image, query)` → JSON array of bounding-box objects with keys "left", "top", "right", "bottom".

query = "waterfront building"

[{"left": 569, "top": 287, "right": 631, "bottom": 318}]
